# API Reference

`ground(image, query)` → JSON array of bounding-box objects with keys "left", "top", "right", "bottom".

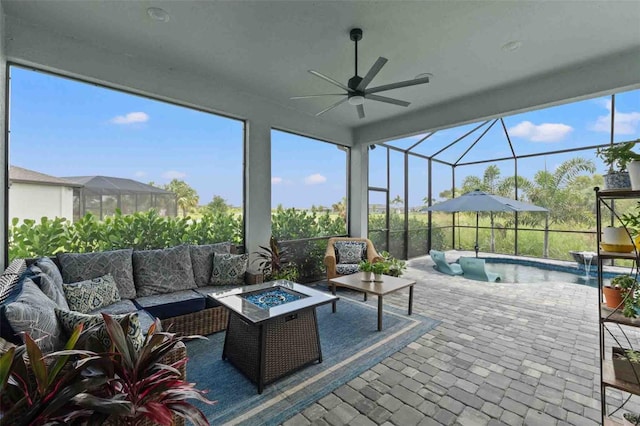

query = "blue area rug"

[{"left": 186, "top": 291, "right": 439, "bottom": 425}]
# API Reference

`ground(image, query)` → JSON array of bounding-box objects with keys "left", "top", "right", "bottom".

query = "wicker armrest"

[{"left": 324, "top": 243, "right": 337, "bottom": 279}]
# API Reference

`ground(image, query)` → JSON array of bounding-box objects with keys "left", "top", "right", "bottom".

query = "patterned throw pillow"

[
  {"left": 1, "top": 278, "right": 63, "bottom": 352},
  {"left": 55, "top": 309, "right": 144, "bottom": 352},
  {"left": 62, "top": 274, "right": 121, "bottom": 314},
  {"left": 133, "top": 245, "right": 197, "bottom": 297},
  {"left": 57, "top": 249, "right": 136, "bottom": 299},
  {"left": 334, "top": 241, "right": 367, "bottom": 264},
  {"left": 189, "top": 243, "right": 233, "bottom": 287},
  {"left": 30, "top": 258, "right": 70, "bottom": 310},
  {"left": 210, "top": 253, "right": 248, "bottom": 286}
]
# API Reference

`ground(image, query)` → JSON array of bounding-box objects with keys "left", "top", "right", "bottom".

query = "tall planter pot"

[
  {"left": 604, "top": 171, "right": 632, "bottom": 190},
  {"left": 613, "top": 347, "right": 640, "bottom": 384},
  {"left": 629, "top": 160, "right": 640, "bottom": 190}
]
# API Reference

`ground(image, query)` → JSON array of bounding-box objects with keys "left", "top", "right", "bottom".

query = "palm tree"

[
  {"left": 332, "top": 197, "right": 347, "bottom": 219},
  {"left": 163, "top": 179, "right": 200, "bottom": 217}
]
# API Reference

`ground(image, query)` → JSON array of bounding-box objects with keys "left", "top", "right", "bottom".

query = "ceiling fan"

[{"left": 290, "top": 28, "right": 430, "bottom": 119}]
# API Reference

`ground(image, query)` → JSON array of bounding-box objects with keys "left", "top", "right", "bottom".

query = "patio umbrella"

[{"left": 425, "top": 190, "right": 548, "bottom": 257}]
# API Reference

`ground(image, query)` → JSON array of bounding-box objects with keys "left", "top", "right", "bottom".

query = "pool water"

[{"left": 480, "top": 259, "right": 616, "bottom": 287}]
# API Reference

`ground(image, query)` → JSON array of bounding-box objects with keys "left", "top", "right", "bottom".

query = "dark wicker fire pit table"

[{"left": 208, "top": 281, "right": 338, "bottom": 393}]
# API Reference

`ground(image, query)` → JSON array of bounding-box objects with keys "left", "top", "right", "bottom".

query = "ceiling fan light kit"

[{"left": 291, "top": 28, "right": 430, "bottom": 119}]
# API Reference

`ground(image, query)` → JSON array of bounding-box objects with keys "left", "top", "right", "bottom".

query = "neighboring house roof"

[
  {"left": 9, "top": 165, "right": 82, "bottom": 188},
  {"left": 63, "top": 176, "right": 174, "bottom": 195}
]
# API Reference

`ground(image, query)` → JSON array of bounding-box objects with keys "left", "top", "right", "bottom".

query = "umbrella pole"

[{"left": 475, "top": 212, "right": 479, "bottom": 258}]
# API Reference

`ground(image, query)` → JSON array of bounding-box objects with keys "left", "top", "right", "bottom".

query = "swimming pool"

[{"left": 480, "top": 257, "right": 618, "bottom": 287}]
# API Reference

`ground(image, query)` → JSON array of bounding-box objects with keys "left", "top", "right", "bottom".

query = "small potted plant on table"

[
  {"left": 372, "top": 261, "right": 387, "bottom": 282},
  {"left": 359, "top": 260, "right": 374, "bottom": 281}
]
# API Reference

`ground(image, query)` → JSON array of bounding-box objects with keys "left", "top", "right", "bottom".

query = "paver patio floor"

[{"left": 281, "top": 252, "right": 635, "bottom": 426}]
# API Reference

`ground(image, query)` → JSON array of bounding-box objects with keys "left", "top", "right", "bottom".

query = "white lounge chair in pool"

[
  {"left": 430, "top": 250, "right": 463, "bottom": 276},
  {"left": 459, "top": 257, "right": 501, "bottom": 282}
]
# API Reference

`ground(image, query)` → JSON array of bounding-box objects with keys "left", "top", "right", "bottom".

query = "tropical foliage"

[{"left": 162, "top": 179, "right": 200, "bottom": 217}]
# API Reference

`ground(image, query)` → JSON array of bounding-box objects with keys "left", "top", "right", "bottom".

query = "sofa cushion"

[
  {"left": 336, "top": 263, "right": 361, "bottom": 275},
  {"left": 1, "top": 277, "right": 63, "bottom": 352},
  {"left": 63, "top": 274, "right": 121, "bottom": 314},
  {"left": 211, "top": 253, "right": 248, "bottom": 286},
  {"left": 57, "top": 249, "right": 136, "bottom": 299},
  {"left": 89, "top": 299, "right": 138, "bottom": 315},
  {"left": 55, "top": 309, "right": 144, "bottom": 352},
  {"left": 31, "top": 258, "right": 69, "bottom": 310},
  {"left": 334, "top": 241, "right": 367, "bottom": 264},
  {"left": 133, "top": 245, "right": 197, "bottom": 297},
  {"left": 189, "top": 243, "right": 233, "bottom": 287},
  {"left": 135, "top": 289, "right": 206, "bottom": 319}
]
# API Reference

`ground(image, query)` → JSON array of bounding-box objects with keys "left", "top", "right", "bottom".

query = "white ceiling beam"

[{"left": 354, "top": 48, "right": 640, "bottom": 145}]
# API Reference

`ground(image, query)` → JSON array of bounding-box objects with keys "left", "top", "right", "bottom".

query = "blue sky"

[{"left": 9, "top": 66, "right": 640, "bottom": 209}]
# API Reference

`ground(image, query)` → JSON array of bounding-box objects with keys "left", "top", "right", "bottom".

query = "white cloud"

[
  {"left": 110, "top": 112, "right": 149, "bottom": 125},
  {"left": 271, "top": 177, "right": 283, "bottom": 184},
  {"left": 590, "top": 100, "right": 640, "bottom": 135},
  {"left": 134, "top": 171, "right": 146, "bottom": 178},
  {"left": 162, "top": 170, "right": 187, "bottom": 180},
  {"left": 304, "top": 173, "right": 327, "bottom": 185},
  {"left": 508, "top": 120, "right": 573, "bottom": 142}
]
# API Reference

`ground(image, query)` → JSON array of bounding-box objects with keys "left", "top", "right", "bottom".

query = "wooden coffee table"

[{"left": 328, "top": 272, "right": 415, "bottom": 331}]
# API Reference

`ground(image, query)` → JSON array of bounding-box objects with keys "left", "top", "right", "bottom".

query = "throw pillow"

[
  {"left": 1, "top": 278, "right": 63, "bottom": 352},
  {"left": 334, "top": 241, "right": 367, "bottom": 264},
  {"left": 57, "top": 249, "right": 136, "bottom": 299},
  {"left": 210, "top": 253, "right": 248, "bottom": 286},
  {"left": 133, "top": 245, "right": 197, "bottom": 297},
  {"left": 30, "top": 258, "right": 69, "bottom": 310},
  {"left": 189, "top": 243, "right": 233, "bottom": 287},
  {"left": 55, "top": 309, "right": 144, "bottom": 352},
  {"left": 62, "top": 274, "right": 121, "bottom": 314}
]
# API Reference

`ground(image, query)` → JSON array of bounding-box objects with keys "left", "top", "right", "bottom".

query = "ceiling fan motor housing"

[{"left": 348, "top": 75, "right": 363, "bottom": 91}]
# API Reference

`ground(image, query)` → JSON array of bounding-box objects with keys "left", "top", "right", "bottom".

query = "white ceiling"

[{"left": 2, "top": 0, "right": 640, "bottom": 139}]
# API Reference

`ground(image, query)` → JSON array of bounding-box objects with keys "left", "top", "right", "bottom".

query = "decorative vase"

[
  {"left": 603, "top": 227, "right": 632, "bottom": 245},
  {"left": 361, "top": 271, "right": 372, "bottom": 281},
  {"left": 373, "top": 273, "right": 383, "bottom": 282},
  {"left": 629, "top": 161, "right": 640, "bottom": 190},
  {"left": 604, "top": 172, "right": 631, "bottom": 190},
  {"left": 603, "top": 286, "right": 625, "bottom": 309}
]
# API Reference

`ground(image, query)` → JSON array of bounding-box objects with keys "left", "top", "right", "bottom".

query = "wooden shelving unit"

[{"left": 597, "top": 187, "right": 640, "bottom": 425}]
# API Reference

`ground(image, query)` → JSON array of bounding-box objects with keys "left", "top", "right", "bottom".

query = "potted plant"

[
  {"left": 254, "top": 236, "right": 299, "bottom": 281},
  {"left": 372, "top": 261, "right": 387, "bottom": 282},
  {"left": 596, "top": 141, "right": 640, "bottom": 190},
  {"left": 359, "top": 260, "right": 374, "bottom": 281},
  {"left": 379, "top": 251, "right": 407, "bottom": 278},
  {"left": 604, "top": 274, "right": 639, "bottom": 317},
  {"left": 624, "top": 412, "right": 640, "bottom": 426},
  {"left": 613, "top": 347, "right": 640, "bottom": 384}
]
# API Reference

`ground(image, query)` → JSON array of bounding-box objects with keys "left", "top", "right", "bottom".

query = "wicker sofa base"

[
  {"left": 222, "top": 307, "right": 322, "bottom": 393},
  {"left": 160, "top": 305, "right": 229, "bottom": 336}
]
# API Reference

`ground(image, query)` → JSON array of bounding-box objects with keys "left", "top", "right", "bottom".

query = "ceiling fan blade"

[
  {"left": 366, "top": 76, "right": 430, "bottom": 94},
  {"left": 365, "top": 94, "right": 410, "bottom": 107},
  {"left": 290, "top": 94, "right": 346, "bottom": 99},
  {"left": 316, "top": 97, "right": 349, "bottom": 116},
  {"left": 356, "top": 57, "right": 388, "bottom": 91},
  {"left": 357, "top": 104, "right": 365, "bottom": 119},
  {"left": 309, "top": 70, "right": 354, "bottom": 92}
]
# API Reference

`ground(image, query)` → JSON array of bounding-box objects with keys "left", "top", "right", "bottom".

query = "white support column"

[
  {"left": 0, "top": 8, "right": 7, "bottom": 269},
  {"left": 349, "top": 142, "right": 368, "bottom": 238},
  {"left": 244, "top": 119, "right": 271, "bottom": 266}
]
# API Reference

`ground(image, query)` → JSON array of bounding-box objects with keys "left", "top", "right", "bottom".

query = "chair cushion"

[
  {"left": 55, "top": 308, "right": 144, "bottom": 352},
  {"left": 135, "top": 289, "right": 206, "bottom": 319},
  {"left": 336, "top": 263, "right": 361, "bottom": 275},
  {"left": 31, "top": 258, "right": 69, "bottom": 310},
  {"left": 210, "top": 253, "right": 248, "bottom": 286},
  {"left": 57, "top": 249, "right": 136, "bottom": 299},
  {"left": 1, "top": 277, "right": 63, "bottom": 352},
  {"left": 189, "top": 243, "right": 233, "bottom": 287},
  {"left": 133, "top": 245, "right": 197, "bottom": 297},
  {"left": 63, "top": 274, "right": 121, "bottom": 313},
  {"left": 334, "top": 241, "right": 367, "bottom": 264},
  {"left": 89, "top": 299, "right": 138, "bottom": 315}
]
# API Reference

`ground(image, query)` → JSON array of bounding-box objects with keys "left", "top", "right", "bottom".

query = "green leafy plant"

[
  {"left": 379, "top": 251, "right": 407, "bottom": 278},
  {"left": 371, "top": 261, "right": 387, "bottom": 275},
  {"left": 625, "top": 349, "right": 640, "bottom": 364},
  {"left": 596, "top": 141, "right": 640, "bottom": 173},
  {"left": 611, "top": 274, "right": 640, "bottom": 318},
  {"left": 358, "top": 260, "right": 374, "bottom": 273},
  {"left": 254, "top": 236, "right": 299, "bottom": 281}
]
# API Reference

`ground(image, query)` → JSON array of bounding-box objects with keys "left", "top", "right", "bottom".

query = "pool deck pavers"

[{"left": 282, "top": 251, "right": 639, "bottom": 426}]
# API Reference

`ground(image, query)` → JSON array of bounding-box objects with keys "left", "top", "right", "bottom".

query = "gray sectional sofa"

[{"left": 0, "top": 242, "right": 262, "bottom": 353}]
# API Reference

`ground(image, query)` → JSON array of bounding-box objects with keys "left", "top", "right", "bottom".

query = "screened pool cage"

[
  {"left": 67, "top": 176, "right": 178, "bottom": 221},
  {"left": 368, "top": 93, "right": 630, "bottom": 262}
]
